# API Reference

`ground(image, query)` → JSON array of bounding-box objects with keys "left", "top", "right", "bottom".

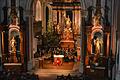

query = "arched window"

[{"left": 35, "top": 0, "right": 42, "bottom": 21}]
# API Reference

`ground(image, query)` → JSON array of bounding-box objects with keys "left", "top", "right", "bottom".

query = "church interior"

[{"left": 0, "top": 0, "right": 120, "bottom": 80}]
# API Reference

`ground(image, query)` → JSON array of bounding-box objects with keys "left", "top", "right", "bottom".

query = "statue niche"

[
  {"left": 60, "top": 15, "right": 74, "bottom": 49},
  {"left": 9, "top": 30, "right": 21, "bottom": 63},
  {"left": 63, "top": 16, "right": 73, "bottom": 40},
  {"left": 10, "top": 36, "right": 16, "bottom": 53},
  {"left": 92, "top": 32, "right": 103, "bottom": 63}
]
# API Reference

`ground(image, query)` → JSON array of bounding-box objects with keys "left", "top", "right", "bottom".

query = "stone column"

[
  {"left": 62, "top": 11, "right": 66, "bottom": 28},
  {"left": 42, "top": 2, "right": 46, "bottom": 34},
  {"left": 26, "top": 10, "right": 33, "bottom": 70},
  {"left": 0, "top": 32, "right": 2, "bottom": 71},
  {"left": 118, "top": 33, "right": 120, "bottom": 71},
  {"left": 72, "top": 10, "right": 75, "bottom": 25},
  {"left": 52, "top": 10, "right": 57, "bottom": 23},
  {"left": 59, "top": 10, "right": 61, "bottom": 24},
  {"left": 79, "top": 10, "right": 83, "bottom": 74},
  {"left": 116, "top": 38, "right": 120, "bottom": 80}
]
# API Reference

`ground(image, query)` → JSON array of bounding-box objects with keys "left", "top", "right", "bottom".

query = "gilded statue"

[
  {"left": 62, "top": 15, "right": 73, "bottom": 40},
  {"left": 93, "top": 38, "right": 103, "bottom": 63},
  {"left": 65, "top": 16, "right": 71, "bottom": 26},
  {"left": 63, "top": 26, "right": 72, "bottom": 40},
  {"left": 94, "top": 38, "right": 101, "bottom": 54},
  {"left": 10, "top": 36, "right": 16, "bottom": 53}
]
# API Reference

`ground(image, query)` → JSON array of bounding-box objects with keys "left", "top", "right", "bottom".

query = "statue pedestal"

[
  {"left": 60, "top": 40, "right": 74, "bottom": 49},
  {"left": 10, "top": 52, "right": 18, "bottom": 63},
  {"left": 4, "top": 63, "right": 22, "bottom": 71}
]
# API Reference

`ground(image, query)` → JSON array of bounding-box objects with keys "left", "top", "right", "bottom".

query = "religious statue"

[
  {"left": 10, "top": 36, "right": 16, "bottom": 53},
  {"left": 62, "top": 15, "right": 73, "bottom": 40},
  {"left": 93, "top": 37, "right": 101, "bottom": 63},
  {"left": 65, "top": 16, "right": 71, "bottom": 27},
  {"left": 63, "top": 27, "right": 72, "bottom": 40},
  {"left": 94, "top": 38, "right": 101, "bottom": 54}
]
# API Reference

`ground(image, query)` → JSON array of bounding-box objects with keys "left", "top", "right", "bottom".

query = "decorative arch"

[
  {"left": 91, "top": 25, "right": 103, "bottom": 55},
  {"left": 25, "top": 0, "right": 43, "bottom": 13},
  {"left": 35, "top": 0, "right": 42, "bottom": 21},
  {"left": 91, "top": 25, "right": 103, "bottom": 39},
  {"left": 25, "top": 0, "right": 34, "bottom": 12},
  {"left": 9, "top": 25, "right": 20, "bottom": 39},
  {"left": 7, "top": 23, "right": 23, "bottom": 63}
]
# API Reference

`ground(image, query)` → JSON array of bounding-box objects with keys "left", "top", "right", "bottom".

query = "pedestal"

[
  {"left": 60, "top": 40, "right": 74, "bottom": 49},
  {"left": 10, "top": 52, "right": 17, "bottom": 63},
  {"left": 4, "top": 63, "right": 22, "bottom": 71}
]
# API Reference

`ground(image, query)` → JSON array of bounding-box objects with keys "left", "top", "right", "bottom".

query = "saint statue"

[
  {"left": 65, "top": 16, "right": 71, "bottom": 27},
  {"left": 93, "top": 37, "right": 103, "bottom": 63},
  {"left": 94, "top": 38, "right": 101, "bottom": 54},
  {"left": 10, "top": 36, "right": 16, "bottom": 53},
  {"left": 62, "top": 15, "right": 73, "bottom": 40},
  {"left": 63, "top": 26, "right": 73, "bottom": 40}
]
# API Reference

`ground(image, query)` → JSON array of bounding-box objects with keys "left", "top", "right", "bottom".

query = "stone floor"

[
  {"left": 31, "top": 60, "right": 108, "bottom": 80},
  {"left": 34, "top": 62, "right": 81, "bottom": 80},
  {"left": 43, "top": 62, "right": 74, "bottom": 70}
]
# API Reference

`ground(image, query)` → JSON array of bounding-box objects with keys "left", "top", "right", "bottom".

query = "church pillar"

[
  {"left": 62, "top": 11, "right": 66, "bottom": 28},
  {"left": 118, "top": 33, "right": 120, "bottom": 70},
  {"left": 0, "top": 32, "right": 2, "bottom": 71},
  {"left": 60, "top": 10, "right": 62, "bottom": 24},
  {"left": 76, "top": 9, "right": 81, "bottom": 56},
  {"left": 42, "top": 2, "right": 46, "bottom": 34},
  {"left": 72, "top": 10, "right": 75, "bottom": 25},
  {"left": 52, "top": 10, "right": 57, "bottom": 24},
  {"left": 48, "top": 4, "right": 53, "bottom": 31},
  {"left": 78, "top": 10, "right": 83, "bottom": 73},
  {"left": 26, "top": 11, "right": 34, "bottom": 70},
  {"left": 29, "top": 15, "right": 33, "bottom": 60},
  {"left": 58, "top": 10, "right": 60, "bottom": 24}
]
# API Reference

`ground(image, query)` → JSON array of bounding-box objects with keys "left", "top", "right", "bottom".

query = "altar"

[
  {"left": 4, "top": 63, "right": 22, "bottom": 71},
  {"left": 54, "top": 55, "right": 64, "bottom": 65},
  {"left": 60, "top": 40, "right": 74, "bottom": 49},
  {"left": 59, "top": 16, "right": 75, "bottom": 49}
]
